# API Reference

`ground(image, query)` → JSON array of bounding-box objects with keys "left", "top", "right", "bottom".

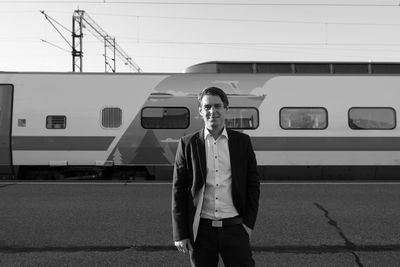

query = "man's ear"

[{"left": 199, "top": 107, "right": 203, "bottom": 115}]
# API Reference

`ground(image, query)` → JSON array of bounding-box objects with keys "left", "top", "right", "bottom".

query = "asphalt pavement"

[{"left": 1, "top": 181, "right": 400, "bottom": 266}]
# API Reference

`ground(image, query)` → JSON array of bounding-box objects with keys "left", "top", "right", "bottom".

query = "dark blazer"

[{"left": 172, "top": 129, "right": 260, "bottom": 242}]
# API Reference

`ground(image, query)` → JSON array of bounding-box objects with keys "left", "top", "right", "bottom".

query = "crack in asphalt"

[
  {"left": 1, "top": 244, "right": 400, "bottom": 254},
  {"left": 314, "top": 202, "right": 364, "bottom": 267}
]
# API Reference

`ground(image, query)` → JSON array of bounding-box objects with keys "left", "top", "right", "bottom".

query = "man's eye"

[{"left": 204, "top": 105, "right": 222, "bottom": 110}]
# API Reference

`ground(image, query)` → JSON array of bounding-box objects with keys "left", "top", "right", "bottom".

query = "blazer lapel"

[
  {"left": 227, "top": 130, "right": 239, "bottom": 182},
  {"left": 196, "top": 129, "right": 207, "bottom": 183},
  {"left": 193, "top": 130, "right": 207, "bottom": 242}
]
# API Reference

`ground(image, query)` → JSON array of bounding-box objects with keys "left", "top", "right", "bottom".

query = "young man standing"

[{"left": 172, "top": 87, "right": 260, "bottom": 267}]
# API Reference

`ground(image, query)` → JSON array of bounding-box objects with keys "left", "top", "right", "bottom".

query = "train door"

[{"left": 0, "top": 84, "right": 13, "bottom": 174}]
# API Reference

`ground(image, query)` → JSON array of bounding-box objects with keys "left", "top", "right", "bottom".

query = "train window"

[
  {"left": 18, "top": 119, "right": 26, "bottom": 127},
  {"left": 141, "top": 107, "right": 189, "bottom": 129},
  {"left": 101, "top": 107, "right": 122, "bottom": 128},
  {"left": 46, "top": 115, "right": 66, "bottom": 129},
  {"left": 280, "top": 107, "right": 328, "bottom": 129},
  {"left": 348, "top": 108, "right": 396, "bottom": 130},
  {"left": 225, "top": 108, "right": 259, "bottom": 129}
]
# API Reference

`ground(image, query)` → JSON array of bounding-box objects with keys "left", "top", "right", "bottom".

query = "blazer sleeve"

[
  {"left": 171, "top": 137, "right": 190, "bottom": 241},
  {"left": 243, "top": 135, "right": 260, "bottom": 230}
]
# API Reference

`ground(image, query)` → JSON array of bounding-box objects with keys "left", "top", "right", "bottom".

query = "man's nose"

[{"left": 209, "top": 106, "right": 218, "bottom": 113}]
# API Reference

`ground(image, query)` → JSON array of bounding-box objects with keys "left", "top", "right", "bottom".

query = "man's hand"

[
  {"left": 242, "top": 224, "right": 252, "bottom": 238},
  {"left": 174, "top": 238, "right": 193, "bottom": 253}
]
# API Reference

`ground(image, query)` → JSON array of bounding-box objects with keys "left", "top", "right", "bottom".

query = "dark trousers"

[{"left": 189, "top": 219, "right": 255, "bottom": 267}]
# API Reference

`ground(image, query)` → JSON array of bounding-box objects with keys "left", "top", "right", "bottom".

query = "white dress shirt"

[{"left": 200, "top": 127, "right": 239, "bottom": 220}]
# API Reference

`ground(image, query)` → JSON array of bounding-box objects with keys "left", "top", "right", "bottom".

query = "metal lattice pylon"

[
  {"left": 72, "top": 10, "right": 84, "bottom": 72},
  {"left": 72, "top": 9, "right": 142, "bottom": 73}
]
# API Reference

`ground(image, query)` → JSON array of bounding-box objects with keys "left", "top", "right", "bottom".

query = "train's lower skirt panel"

[
  {"left": 12, "top": 151, "right": 400, "bottom": 166},
  {"left": 259, "top": 166, "right": 400, "bottom": 180},
  {"left": 6, "top": 165, "right": 400, "bottom": 180}
]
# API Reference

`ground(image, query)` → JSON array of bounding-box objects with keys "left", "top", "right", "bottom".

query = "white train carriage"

[{"left": 1, "top": 61, "right": 400, "bottom": 179}]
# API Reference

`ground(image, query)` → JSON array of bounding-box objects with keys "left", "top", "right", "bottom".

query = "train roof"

[{"left": 185, "top": 61, "right": 400, "bottom": 74}]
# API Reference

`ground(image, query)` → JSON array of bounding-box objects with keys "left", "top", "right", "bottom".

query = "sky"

[{"left": 2, "top": 0, "right": 400, "bottom": 73}]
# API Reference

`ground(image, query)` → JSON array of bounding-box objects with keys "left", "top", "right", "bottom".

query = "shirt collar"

[{"left": 204, "top": 127, "right": 229, "bottom": 140}]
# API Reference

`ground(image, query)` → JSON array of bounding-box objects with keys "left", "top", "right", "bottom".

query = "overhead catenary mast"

[
  {"left": 72, "top": 9, "right": 142, "bottom": 73},
  {"left": 72, "top": 10, "right": 83, "bottom": 72},
  {"left": 41, "top": 10, "right": 141, "bottom": 73}
]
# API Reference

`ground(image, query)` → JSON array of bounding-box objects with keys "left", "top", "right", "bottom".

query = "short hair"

[{"left": 198, "top": 87, "right": 229, "bottom": 108}]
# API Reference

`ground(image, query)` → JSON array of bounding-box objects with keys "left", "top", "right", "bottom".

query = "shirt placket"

[{"left": 213, "top": 139, "right": 220, "bottom": 218}]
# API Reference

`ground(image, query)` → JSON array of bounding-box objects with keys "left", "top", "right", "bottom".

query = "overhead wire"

[
  {"left": 40, "top": 10, "right": 73, "bottom": 48},
  {"left": 83, "top": 12, "right": 400, "bottom": 27},
  {"left": 30, "top": 37, "right": 400, "bottom": 51},
  {"left": 117, "top": 37, "right": 400, "bottom": 47},
  {"left": 104, "top": 1, "right": 400, "bottom": 7},
  {"left": 0, "top": 1, "right": 399, "bottom": 7},
  {"left": 41, "top": 39, "right": 71, "bottom": 52}
]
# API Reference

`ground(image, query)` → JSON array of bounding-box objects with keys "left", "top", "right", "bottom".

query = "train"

[{"left": 2, "top": 61, "right": 400, "bottom": 180}]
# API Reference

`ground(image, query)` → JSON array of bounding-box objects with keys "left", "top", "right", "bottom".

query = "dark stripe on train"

[
  {"left": 11, "top": 136, "right": 400, "bottom": 151},
  {"left": 251, "top": 136, "right": 400, "bottom": 151},
  {"left": 12, "top": 136, "right": 115, "bottom": 151}
]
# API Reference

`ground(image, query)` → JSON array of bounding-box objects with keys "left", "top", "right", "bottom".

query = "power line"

[
  {"left": 116, "top": 38, "right": 400, "bottom": 47},
  {"left": 10, "top": 8, "right": 400, "bottom": 27},
  {"left": 0, "top": 1, "right": 100, "bottom": 3},
  {"left": 17, "top": 9, "right": 400, "bottom": 27},
  {"left": 84, "top": 12, "right": 400, "bottom": 27},
  {"left": 24, "top": 37, "right": 400, "bottom": 51},
  {"left": 0, "top": 1, "right": 399, "bottom": 7},
  {"left": 9, "top": 40, "right": 400, "bottom": 64},
  {"left": 106, "top": 1, "right": 400, "bottom": 7},
  {"left": 40, "top": 10, "right": 73, "bottom": 48},
  {"left": 41, "top": 39, "right": 70, "bottom": 52}
]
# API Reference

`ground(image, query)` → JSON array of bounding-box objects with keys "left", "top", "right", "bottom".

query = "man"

[{"left": 172, "top": 87, "right": 260, "bottom": 267}]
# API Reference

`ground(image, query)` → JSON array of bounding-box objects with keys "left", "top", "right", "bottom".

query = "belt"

[{"left": 200, "top": 217, "right": 243, "bottom": 228}]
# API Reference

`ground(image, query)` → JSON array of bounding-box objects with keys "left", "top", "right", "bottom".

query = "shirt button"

[
  {"left": 216, "top": 184, "right": 219, "bottom": 186},
  {"left": 215, "top": 156, "right": 217, "bottom": 159},
  {"left": 216, "top": 170, "right": 218, "bottom": 172}
]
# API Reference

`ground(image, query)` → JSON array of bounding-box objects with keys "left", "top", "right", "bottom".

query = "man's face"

[{"left": 199, "top": 94, "right": 227, "bottom": 132}]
